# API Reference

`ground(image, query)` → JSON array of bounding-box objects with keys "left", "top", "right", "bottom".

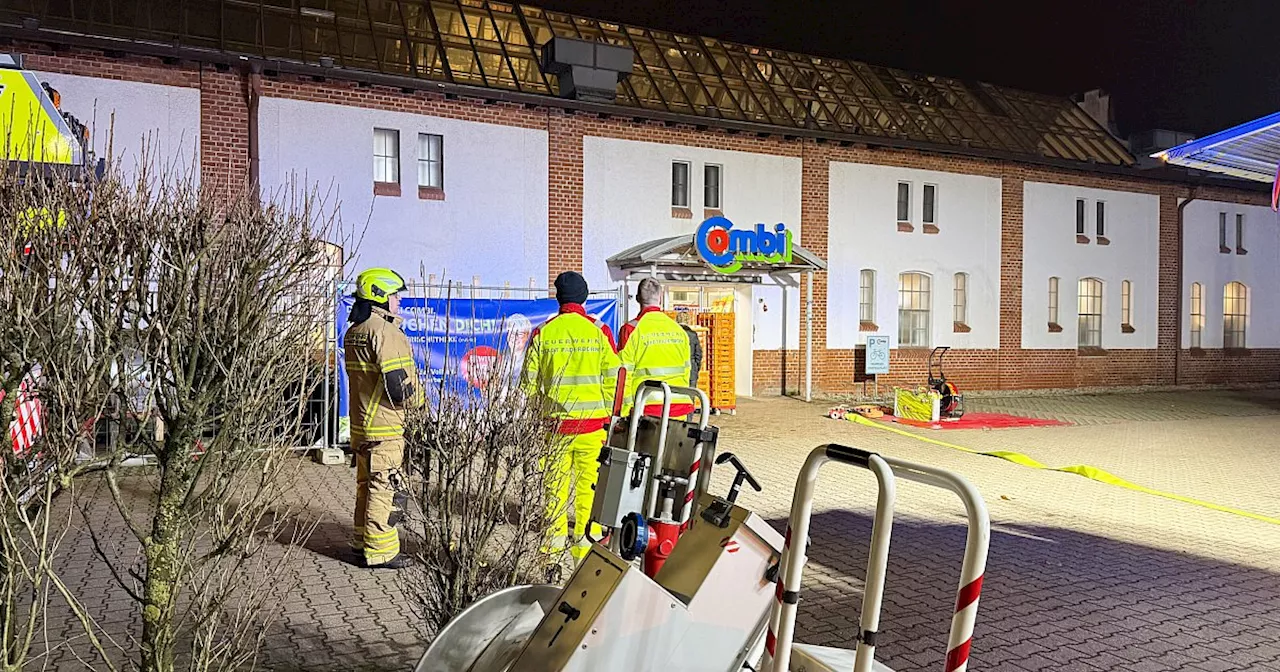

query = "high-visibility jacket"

[
  {"left": 520, "top": 304, "right": 621, "bottom": 435},
  {"left": 345, "top": 305, "right": 422, "bottom": 444},
  {"left": 619, "top": 308, "right": 694, "bottom": 416}
]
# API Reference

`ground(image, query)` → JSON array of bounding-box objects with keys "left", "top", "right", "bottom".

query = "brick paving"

[{"left": 35, "top": 389, "right": 1280, "bottom": 670}]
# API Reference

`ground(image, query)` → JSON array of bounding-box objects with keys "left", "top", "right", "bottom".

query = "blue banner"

[{"left": 336, "top": 295, "right": 618, "bottom": 431}]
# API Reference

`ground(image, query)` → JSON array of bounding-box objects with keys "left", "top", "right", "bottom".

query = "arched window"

[
  {"left": 1077, "top": 278, "right": 1103, "bottom": 347},
  {"left": 1189, "top": 282, "right": 1204, "bottom": 348},
  {"left": 898, "top": 272, "right": 932, "bottom": 347},
  {"left": 1224, "top": 282, "right": 1248, "bottom": 349}
]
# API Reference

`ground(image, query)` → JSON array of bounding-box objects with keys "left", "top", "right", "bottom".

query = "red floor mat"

[{"left": 881, "top": 412, "right": 1070, "bottom": 430}]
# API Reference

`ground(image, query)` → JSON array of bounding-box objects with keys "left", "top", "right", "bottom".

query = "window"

[
  {"left": 417, "top": 133, "right": 443, "bottom": 189},
  {"left": 1077, "top": 277, "right": 1103, "bottom": 348},
  {"left": 1048, "top": 276, "right": 1060, "bottom": 326},
  {"left": 373, "top": 128, "right": 400, "bottom": 184},
  {"left": 672, "top": 161, "right": 690, "bottom": 208},
  {"left": 923, "top": 184, "right": 937, "bottom": 224},
  {"left": 897, "top": 182, "right": 911, "bottom": 223},
  {"left": 1236, "top": 213, "right": 1245, "bottom": 252},
  {"left": 1121, "top": 280, "right": 1132, "bottom": 330},
  {"left": 704, "top": 164, "right": 722, "bottom": 209},
  {"left": 897, "top": 272, "right": 931, "bottom": 347},
  {"left": 1189, "top": 282, "right": 1203, "bottom": 348},
  {"left": 1224, "top": 282, "right": 1248, "bottom": 349},
  {"left": 953, "top": 272, "right": 967, "bottom": 325},
  {"left": 1076, "top": 199, "right": 1086, "bottom": 235},
  {"left": 1219, "top": 212, "right": 1228, "bottom": 251},
  {"left": 1096, "top": 201, "right": 1106, "bottom": 237},
  {"left": 859, "top": 269, "right": 876, "bottom": 323}
]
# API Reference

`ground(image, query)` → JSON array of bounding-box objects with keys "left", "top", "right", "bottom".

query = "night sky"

[{"left": 536, "top": 0, "right": 1280, "bottom": 137}]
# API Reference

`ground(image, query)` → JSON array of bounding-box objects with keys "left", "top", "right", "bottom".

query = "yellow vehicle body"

[{"left": 0, "top": 63, "right": 84, "bottom": 167}]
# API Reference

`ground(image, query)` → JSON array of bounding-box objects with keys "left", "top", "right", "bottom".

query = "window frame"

[
  {"left": 1048, "top": 276, "right": 1060, "bottom": 326},
  {"left": 1120, "top": 279, "right": 1132, "bottom": 329},
  {"left": 953, "top": 272, "right": 967, "bottom": 326},
  {"left": 1223, "top": 281, "right": 1248, "bottom": 349},
  {"left": 704, "top": 163, "right": 723, "bottom": 210},
  {"left": 1219, "top": 212, "right": 1228, "bottom": 251},
  {"left": 1077, "top": 277, "right": 1103, "bottom": 348},
  {"left": 897, "top": 272, "right": 932, "bottom": 348},
  {"left": 1096, "top": 200, "right": 1106, "bottom": 237},
  {"left": 1236, "top": 213, "right": 1245, "bottom": 252},
  {"left": 897, "top": 182, "right": 912, "bottom": 224},
  {"left": 671, "top": 160, "right": 691, "bottom": 208},
  {"left": 373, "top": 127, "right": 400, "bottom": 185},
  {"left": 1189, "top": 282, "right": 1203, "bottom": 349},
  {"left": 1076, "top": 198, "right": 1086, "bottom": 235},
  {"left": 923, "top": 183, "right": 938, "bottom": 225},
  {"left": 859, "top": 269, "right": 876, "bottom": 324},
  {"left": 417, "top": 132, "right": 444, "bottom": 190}
]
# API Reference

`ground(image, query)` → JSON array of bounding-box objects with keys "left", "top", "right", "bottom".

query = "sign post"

[{"left": 864, "top": 335, "right": 890, "bottom": 399}]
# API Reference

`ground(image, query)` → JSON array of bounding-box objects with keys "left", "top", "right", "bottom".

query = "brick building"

[{"left": 3, "top": 1, "right": 1274, "bottom": 396}]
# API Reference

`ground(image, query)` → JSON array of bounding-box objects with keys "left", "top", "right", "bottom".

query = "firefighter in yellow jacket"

[
  {"left": 619, "top": 278, "right": 695, "bottom": 418},
  {"left": 345, "top": 267, "right": 422, "bottom": 570},
  {"left": 521, "top": 271, "right": 620, "bottom": 564}
]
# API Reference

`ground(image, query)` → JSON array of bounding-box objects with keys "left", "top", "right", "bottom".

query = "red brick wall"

[{"left": 24, "top": 42, "right": 1279, "bottom": 393}]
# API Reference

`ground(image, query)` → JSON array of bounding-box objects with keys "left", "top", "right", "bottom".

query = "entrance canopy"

[
  {"left": 1155, "top": 111, "right": 1280, "bottom": 183},
  {"left": 607, "top": 233, "right": 826, "bottom": 282}
]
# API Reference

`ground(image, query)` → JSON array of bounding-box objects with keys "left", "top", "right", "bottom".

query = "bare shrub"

[{"left": 400, "top": 295, "right": 567, "bottom": 634}]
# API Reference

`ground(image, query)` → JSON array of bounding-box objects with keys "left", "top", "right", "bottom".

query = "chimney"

[
  {"left": 1077, "top": 89, "right": 1119, "bottom": 136},
  {"left": 541, "top": 37, "right": 634, "bottom": 104}
]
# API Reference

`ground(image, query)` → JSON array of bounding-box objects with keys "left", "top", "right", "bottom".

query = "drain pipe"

[
  {"left": 246, "top": 62, "right": 262, "bottom": 196},
  {"left": 805, "top": 271, "right": 813, "bottom": 402},
  {"left": 1175, "top": 189, "right": 1198, "bottom": 387}
]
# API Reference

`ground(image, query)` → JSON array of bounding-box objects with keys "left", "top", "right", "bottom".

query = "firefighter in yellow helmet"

[
  {"left": 345, "top": 267, "right": 422, "bottom": 569},
  {"left": 521, "top": 271, "right": 620, "bottom": 565}
]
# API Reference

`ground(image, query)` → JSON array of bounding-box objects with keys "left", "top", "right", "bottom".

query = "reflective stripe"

[
  {"left": 358, "top": 425, "right": 404, "bottom": 438},
  {"left": 380, "top": 356, "right": 415, "bottom": 373},
  {"left": 346, "top": 361, "right": 378, "bottom": 372},
  {"left": 635, "top": 366, "right": 688, "bottom": 377},
  {"left": 558, "top": 374, "right": 603, "bottom": 385},
  {"left": 561, "top": 400, "right": 607, "bottom": 412},
  {"left": 603, "top": 366, "right": 621, "bottom": 377}
]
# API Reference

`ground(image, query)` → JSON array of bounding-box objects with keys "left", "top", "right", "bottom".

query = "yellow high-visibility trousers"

[
  {"left": 352, "top": 438, "right": 408, "bottom": 565},
  {"left": 543, "top": 428, "right": 607, "bottom": 562}
]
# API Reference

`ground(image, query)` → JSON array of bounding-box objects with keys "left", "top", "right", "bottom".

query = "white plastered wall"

[
  {"left": 826, "top": 162, "right": 1002, "bottom": 349},
  {"left": 1022, "top": 182, "right": 1160, "bottom": 349},
  {"left": 1181, "top": 200, "right": 1280, "bottom": 348},
  {"left": 258, "top": 97, "right": 549, "bottom": 286}
]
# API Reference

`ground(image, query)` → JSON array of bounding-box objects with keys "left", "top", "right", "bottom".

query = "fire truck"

[{"left": 1, "top": 52, "right": 99, "bottom": 506}]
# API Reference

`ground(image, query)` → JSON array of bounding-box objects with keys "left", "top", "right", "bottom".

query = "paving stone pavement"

[{"left": 34, "top": 389, "right": 1280, "bottom": 671}]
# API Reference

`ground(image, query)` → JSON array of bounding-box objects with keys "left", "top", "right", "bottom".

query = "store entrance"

[{"left": 662, "top": 284, "right": 753, "bottom": 406}]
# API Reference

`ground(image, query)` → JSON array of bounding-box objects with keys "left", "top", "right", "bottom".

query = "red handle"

[{"left": 612, "top": 367, "right": 628, "bottom": 417}]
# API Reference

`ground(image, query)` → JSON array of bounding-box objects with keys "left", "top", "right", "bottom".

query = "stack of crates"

[
  {"left": 690, "top": 325, "right": 711, "bottom": 400},
  {"left": 696, "top": 313, "right": 736, "bottom": 412}
]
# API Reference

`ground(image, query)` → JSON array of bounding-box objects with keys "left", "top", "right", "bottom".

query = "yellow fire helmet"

[{"left": 354, "top": 267, "right": 406, "bottom": 302}]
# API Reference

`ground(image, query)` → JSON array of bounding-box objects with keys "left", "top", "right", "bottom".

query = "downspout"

[
  {"left": 247, "top": 62, "right": 262, "bottom": 197},
  {"left": 1175, "top": 189, "right": 1198, "bottom": 386},
  {"left": 805, "top": 271, "right": 813, "bottom": 402}
]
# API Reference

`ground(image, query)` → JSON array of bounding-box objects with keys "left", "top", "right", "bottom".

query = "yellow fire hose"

[{"left": 849, "top": 414, "right": 1280, "bottom": 526}]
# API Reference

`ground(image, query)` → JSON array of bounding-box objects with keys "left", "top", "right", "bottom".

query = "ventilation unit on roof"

[{"left": 541, "top": 36, "right": 633, "bottom": 104}]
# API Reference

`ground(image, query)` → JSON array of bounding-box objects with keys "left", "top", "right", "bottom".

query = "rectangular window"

[
  {"left": 1077, "top": 278, "right": 1103, "bottom": 348},
  {"left": 1049, "top": 276, "right": 1060, "bottom": 325},
  {"left": 923, "top": 184, "right": 937, "bottom": 224},
  {"left": 1121, "top": 279, "right": 1132, "bottom": 328},
  {"left": 1189, "top": 282, "right": 1203, "bottom": 348},
  {"left": 704, "top": 164, "right": 722, "bottom": 209},
  {"left": 1096, "top": 201, "right": 1106, "bottom": 237},
  {"left": 373, "top": 128, "right": 400, "bottom": 184},
  {"left": 417, "top": 133, "right": 443, "bottom": 189},
  {"left": 1076, "top": 199, "right": 1086, "bottom": 235},
  {"left": 1236, "top": 213, "right": 1244, "bottom": 251},
  {"left": 672, "top": 161, "right": 690, "bottom": 208},
  {"left": 1219, "top": 212, "right": 1228, "bottom": 250},
  {"left": 859, "top": 269, "right": 875, "bottom": 323},
  {"left": 1224, "top": 282, "right": 1248, "bottom": 348},
  {"left": 897, "top": 182, "right": 911, "bottom": 223},
  {"left": 897, "top": 272, "right": 932, "bottom": 347},
  {"left": 953, "top": 272, "right": 967, "bottom": 325}
]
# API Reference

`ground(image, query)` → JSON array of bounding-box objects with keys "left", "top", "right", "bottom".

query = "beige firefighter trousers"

[{"left": 351, "top": 438, "right": 407, "bottom": 565}]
